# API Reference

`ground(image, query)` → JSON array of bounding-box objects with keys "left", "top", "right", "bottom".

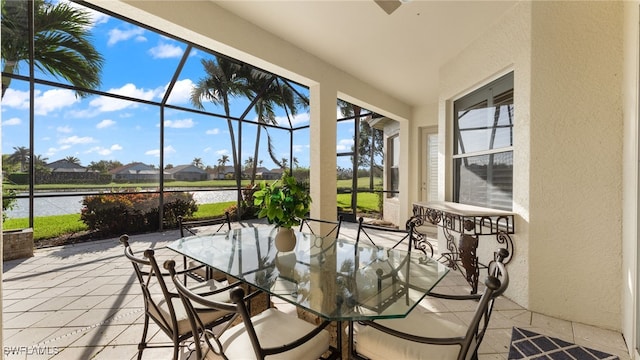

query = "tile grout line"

[{"left": 34, "top": 308, "right": 143, "bottom": 347}]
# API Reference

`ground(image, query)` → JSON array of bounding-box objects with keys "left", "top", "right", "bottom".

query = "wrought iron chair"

[
  {"left": 178, "top": 212, "right": 231, "bottom": 282},
  {"left": 356, "top": 216, "right": 416, "bottom": 252},
  {"left": 164, "top": 259, "right": 339, "bottom": 360},
  {"left": 351, "top": 249, "right": 510, "bottom": 360},
  {"left": 299, "top": 215, "right": 343, "bottom": 240},
  {"left": 178, "top": 212, "right": 231, "bottom": 237},
  {"left": 120, "top": 235, "right": 237, "bottom": 360}
]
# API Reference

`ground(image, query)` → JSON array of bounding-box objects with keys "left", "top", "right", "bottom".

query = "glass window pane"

[
  {"left": 455, "top": 76, "right": 514, "bottom": 155},
  {"left": 454, "top": 151, "right": 513, "bottom": 211},
  {"left": 2, "top": 79, "right": 31, "bottom": 180}
]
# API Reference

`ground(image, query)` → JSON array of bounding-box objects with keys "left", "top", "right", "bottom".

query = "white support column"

[
  {"left": 398, "top": 118, "right": 411, "bottom": 225},
  {"left": 309, "top": 83, "right": 337, "bottom": 221}
]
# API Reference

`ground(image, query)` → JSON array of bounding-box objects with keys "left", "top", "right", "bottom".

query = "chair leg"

[
  {"left": 172, "top": 333, "right": 180, "bottom": 360},
  {"left": 172, "top": 342, "right": 179, "bottom": 360},
  {"left": 137, "top": 313, "right": 150, "bottom": 360}
]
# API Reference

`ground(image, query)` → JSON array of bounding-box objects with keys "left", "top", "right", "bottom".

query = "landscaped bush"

[
  {"left": 7, "top": 173, "right": 29, "bottom": 185},
  {"left": 2, "top": 188, "right": 17, "bottom": 223},
  {"left": 80, "top": 191, "right": 197, "bottom": 236}
]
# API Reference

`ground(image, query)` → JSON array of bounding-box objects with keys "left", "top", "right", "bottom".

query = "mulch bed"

[{"left": 34, "top": 230, "right": 110, "bottom": 249}]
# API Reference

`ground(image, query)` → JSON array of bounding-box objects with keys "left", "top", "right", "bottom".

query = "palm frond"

[{"left": 266, "top": 131, "right": 282, "bottom": 168}]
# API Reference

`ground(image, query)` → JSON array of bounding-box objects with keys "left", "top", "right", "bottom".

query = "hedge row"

[
  {"left": 8, "top": 172, "right": 112, "bottom": 185},
  {"left": 80, "top": 191, "right": 197, "bottom": 236}
]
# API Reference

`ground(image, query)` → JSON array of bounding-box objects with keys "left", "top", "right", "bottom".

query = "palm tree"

[
  {"left": 1, "top": 0, "right": 104, "bottom": 98},
  {"left": 33, "top": 154, "right": 49, "bottom": 175},
  {"left": 7, "top": 146, "right": 30, "bottom": 172},
  {"left": 87, "top": 160, "right": 122, "bottom": 173},
  {"left": 280, "top": 158, "right": 289, "bottom": 170},
  {"left": 191, "top": 55, "right": 249, "bottom": 216},
  {"left": 338, "top": 100, "right": 364, "bottom": 216},
  {"left": 192, "top": 157, "right": 203, "bottom": 168},
  {"left": 244, "top": 156, "right": 254, "bottom": 172},
  {"left": 64, "top": 156, "right": 81, "bottom": 165},
  {"left": 216, "top": 154, "right": 230, "bottom": 179},
  {"left": 242, "top": 69, "right": 306, "bottom": 184}
]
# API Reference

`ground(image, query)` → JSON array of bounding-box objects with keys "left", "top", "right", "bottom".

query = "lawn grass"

[
  {"left": 192, "top": 201, "right": 236, "bottom": 218},
  {"left": 3, "top": 192, "right": 380, "bottom": 242},
  {"left": 4, "top": 214, "right": 88, "bottom": 241},
  {"left": 336, "top": 192, "right": 380, "bottom": 214}
]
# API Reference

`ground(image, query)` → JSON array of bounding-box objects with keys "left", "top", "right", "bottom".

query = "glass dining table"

[{"left": 167, "top": 225, "right": 450, "bottom": 358}]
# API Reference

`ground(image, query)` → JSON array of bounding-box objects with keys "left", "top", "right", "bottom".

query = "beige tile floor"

[{"left": 2, "top": 220, "right": 631, "bottom": 360}]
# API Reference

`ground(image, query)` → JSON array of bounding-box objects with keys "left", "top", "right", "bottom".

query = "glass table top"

[{"left": 167, "top": 226, "right": 449, "bottom": 321}]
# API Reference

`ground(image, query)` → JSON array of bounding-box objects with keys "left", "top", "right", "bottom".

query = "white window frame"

[{"left": 452, "top": 72, "right": 514, "bottom": 211}]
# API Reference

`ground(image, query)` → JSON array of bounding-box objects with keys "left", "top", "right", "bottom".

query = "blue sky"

[{"left": 1, "top": 1, "right": 356, "bottom": 170}]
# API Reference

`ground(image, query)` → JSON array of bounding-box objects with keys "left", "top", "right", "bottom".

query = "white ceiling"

[{"left": 213, "top": 0, "right": 518, "bottom": 107}]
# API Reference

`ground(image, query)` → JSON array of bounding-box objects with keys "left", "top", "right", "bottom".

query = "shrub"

[
  {"left": 241, "top": 184, "right": 258, "bottom": 218},
  {"left": 2, "top": 188, "right": 17, "bottom": 223},
  {"left": 80, "top": 191, "right": 197, "bottom": 236}
]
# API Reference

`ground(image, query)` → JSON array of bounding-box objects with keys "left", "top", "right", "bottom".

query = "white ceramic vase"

[{"left": 275, "top": 227, "right": 296, "bottom": 252}]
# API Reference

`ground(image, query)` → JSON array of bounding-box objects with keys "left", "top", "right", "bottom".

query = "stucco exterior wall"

[
  {"left": 621, "top": 1, "right": 638, "bottom": 354},
  {"left": 439, "top": 1, "right": 532, "bottom": 308},
  {"left": 528, "top": 1, "right": 623, "bottom": 329},
  {"left": 439, "top": 1, "right": 624, "bottom": 329}
]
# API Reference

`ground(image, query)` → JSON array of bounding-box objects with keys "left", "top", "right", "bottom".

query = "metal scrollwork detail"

[
  {"left": 463, "top": 219, "right": 475, "bottom": 232},
  {"left": 496, "top": 230, "right": 514, "bottom": 264},
  {"left": 458, "top": 234, "right": 479, "bottom": 294},
  {"left": 406, "top": 216, "right": 435, "bottom": 258}
]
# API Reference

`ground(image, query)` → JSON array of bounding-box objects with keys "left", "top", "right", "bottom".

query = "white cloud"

[
  {"left": 34, "top": 89, "right": 80, "bottom": 115},
  {"left": 215, "top": 149, "right": 229, "bottom": 156},
  {"left": 4, "top": 87, "right": 81, "bottom": 115},
  {"left": 206, "top": 128, "right": 220, "bottom": 135},
  {"left": 96, "top": 119, "right": 116, "bottom": 129},
  {"left": 57, "top": 126, "right": 73, "bottom": 133},
  {"left": 336, "top": 138, "right": 354, "bottom": 152},
  {"left": 90, "top": 83, "right": 162, "bottom": 112},
  {"left": 86, "top": 144, "right": 123, "bottom": 156},
  {"left": 1, "top": 88, "right": 30, "bottom": 108},
  {"left": 146, "top": 145, "right": 176, "bottom": 157},
  {"left": 164, "top": 118, "right": 195, "bottom": 128},
  {"left": 45, "top": 144, "right": 71, "bottom": 157},
  {"left": 149, "top": 43, "right": 184, "bottom": 59},
  {"left": 274, "top": 112, "right": 309, "bottom": 127},
  {"left": 59, "top": 136, "right": 96, "bottom": 145},
  {"left": 107, "top": 27, "right": 145, "bottom": 46},
  {"left": 2, "top": 117, "right": 21, "bottom": 126},
  {"left": 293, "top": 144, "right": 309, "bottom": 153},
  {"left": 145, "top": 149, "right": 160, "bottom": 157},
  {"left": 165, "top": 79, "right": 193, "bottom": 104}
]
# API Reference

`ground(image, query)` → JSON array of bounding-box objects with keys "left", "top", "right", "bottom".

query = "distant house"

[
  {"left": 261, "top": 168, "right": 284, "bottom": 180},
  {"left": 165, "top": 164, "right": 207, "bottom": 181},
  {"left": 254, "top": 166, "right": 270, "bottom": 179},
  {"left": 110, "top": 162, "right": 163, "bottom": 182},
  {"left": 40, "top": 159, "right": 101, "bottom": 184},
  {"left": 209, "top": 165, "right": 236, "bottom": 180},
  {"left": 46, "top": 159, "right": 92, "bottom": 173}
]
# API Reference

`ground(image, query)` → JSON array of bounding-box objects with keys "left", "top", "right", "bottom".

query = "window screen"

[{"left": 453, "top": 72, "right": 514, "bottom": 211}]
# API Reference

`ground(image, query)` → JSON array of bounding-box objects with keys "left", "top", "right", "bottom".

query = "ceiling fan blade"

[{"left": 374, "top": 0, "right": 402, "bottom": 15}]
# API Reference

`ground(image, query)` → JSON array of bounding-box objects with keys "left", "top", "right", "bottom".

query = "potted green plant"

[{"left": 253, "top": 172, "right": 312, "bottom": 251}]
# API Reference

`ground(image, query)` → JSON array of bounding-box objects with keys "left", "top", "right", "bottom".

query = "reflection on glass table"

[{"left": 167, "top": 226, "right": 449, "bottom": 322}]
